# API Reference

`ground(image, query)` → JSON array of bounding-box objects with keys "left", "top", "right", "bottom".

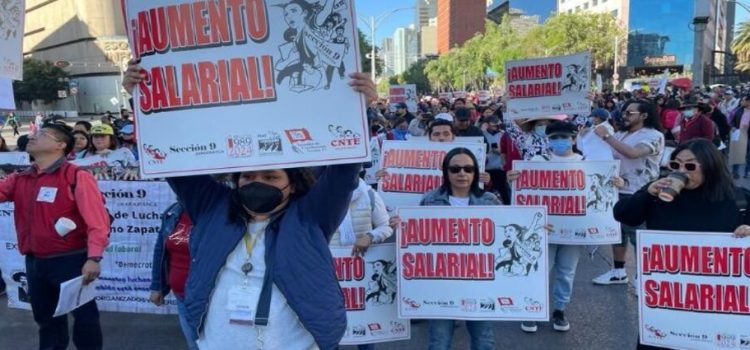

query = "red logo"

[
  {"left": 368, "top": 323, "right": 382, "bottom": 331},
  {"left": 497, "top": 297, "right": 514, "bottom": 306},
  {"left": 401, "top": 297, "right": 421, "bottom": 309},
  {"left": 143, "top": 144, "right": 167, "bottom": 162},
  {"left": 285, "top": 129, "right": 312, "bottom": 143}
]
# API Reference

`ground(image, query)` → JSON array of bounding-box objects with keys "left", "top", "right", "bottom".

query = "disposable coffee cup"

[
  {"left": 658, "top": 172, "right": 689, "bottom": 202},
  {"left": 54, "top": 217, "right": 77, "bottom": 237}
]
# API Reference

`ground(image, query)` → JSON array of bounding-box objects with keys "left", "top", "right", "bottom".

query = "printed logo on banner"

[
  {"left": 574, "top": 230, "right": 587, "bottom": 239},
  {"left": 142, "top": 144, "right": 167, "bottom": 164},
  {"left": 168, "top": 142, "right": 223, "bottom": 156},
  {"left": 390, "top": 321, "right": 407, "bottom": 336},
  {"left": 739, "top": 335, "right": 750, "bottom": 348},
  {"left": 461, "top": 298, "right": 477, "bottom": 312},
  {"left": 524, "top": 297, "right": 543, "bottom": 313},
  {"left": 10, "top": 270, "right": 30, "bottom": 304},
  {"left": 668, "top": 330, "right": 711, "bottom": 343},
  {"left": 423, "top": 299, "right": 457, "bottom": 309},
  {"left": 401, "top": 297, "right": 421, "bottom": 310},
  {"left": 284, "top": 128, "right": 327, "bottom": 154},
  {"left": 226, "top": 135, "right": 253, "bottom": 158},
  {"left": 257, "top": 131, "right": 283, "bottom": 156},
  {"left": 351, "top": 325, "right": 366, "bottom": 337},
  {"left": 368, "top": 323, "right": 386, "bottom": 336},
  {"left": 479, "top": 298, "right": 495, "bottom": 311},
  {"left": 716, "top": 333, "right": 738, "bottom": 348},
  {"left": 644, "top": 325, "right": 668, "bottom": 339},
  {"left": 327, "top": 124, "right": 362, "bottom": 149},
  {"left": 559, "top": 229, "right": 572, "bottom": 238}
]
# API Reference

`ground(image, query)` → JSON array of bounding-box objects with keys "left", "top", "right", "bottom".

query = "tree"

[
  {"left": 733, "top": 21, "right": 750, "bottom": 72},
  {"left": 396, "top": 59, "right": 432, "bottom": 93},
  {"left": 359, "top": 29, "right": 383, "bottom": 76},
  {"left": 13, "top": 58, "right": 69, "bottom": 104}
]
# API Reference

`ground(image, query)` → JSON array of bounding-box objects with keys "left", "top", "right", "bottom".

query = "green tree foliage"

[
  {"left": 13, "top": 58, "right": 69, "bottom": 104},
  {"left": 359, "top": 29, "right": 383, "bottom": 75},
  {"left": 422, "top": 12, "right": 624, "bottom": 91},
  {"left": 732, "top": 21, "right": 750, "bottom": 72}
]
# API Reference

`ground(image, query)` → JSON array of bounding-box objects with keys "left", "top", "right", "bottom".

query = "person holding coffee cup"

[{"left": 612, "top": 139, "right": 750, "bottom": 349}]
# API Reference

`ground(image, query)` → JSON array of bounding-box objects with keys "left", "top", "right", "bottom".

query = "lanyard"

[{"left": 241, "top": 227, "right": 264, "bottom": 276}]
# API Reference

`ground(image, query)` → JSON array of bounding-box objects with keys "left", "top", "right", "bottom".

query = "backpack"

[{"left": 65, "top": 165, "right": 116, "bottom": 226}]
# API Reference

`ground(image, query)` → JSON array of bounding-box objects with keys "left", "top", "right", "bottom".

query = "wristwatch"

[
  {"left": 601, "top": 133, "right": 611, "bottom": 141},
  {"left": 88, "top": 256, "right": 103, "bottom": 263}
]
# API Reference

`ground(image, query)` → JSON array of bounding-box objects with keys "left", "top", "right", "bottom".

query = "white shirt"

[
  {"left": 530, "top": 153, "right": 584, "bottom": 162},
  {"left": 449, "top": 196, "right": 470, "bottom": 207},
  {"left": 612, "top": 128, "right": 664, "bottom": 194},
  {"left": 198, "top": 220, "right": 316, "bottom": 350}
]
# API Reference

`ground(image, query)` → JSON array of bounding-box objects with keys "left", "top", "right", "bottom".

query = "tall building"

[
  {"left": 22, "top": 0, "right": 129, "bottom": 114},
  {"left": 437, "top": 0, "right": 486, "bottom": 54},
  {"left": 487, "top": 0, "right": 557, "bottom": 24},
  {"left": 421, "top": 18, "right": 439, "bottom": 57},
  {"left": 381, "top": 38, "right": 396, "bottom": 77},
  {"left": 416, "top": 0, "right": 438, "bottom": 30},
  {"left": 393, "top": 25, "right": 419, "bottom": 75},
  {"left": 557, "top": 0, "right": 626, "bottom": 20}
]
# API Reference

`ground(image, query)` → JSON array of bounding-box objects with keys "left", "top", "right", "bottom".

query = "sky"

[{"left": 354, "top": 0, "right": 420, "bottom": 46}]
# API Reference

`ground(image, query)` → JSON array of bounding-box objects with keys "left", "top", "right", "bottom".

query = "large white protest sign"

[
  {"left": 389, "top": 84, "right": 417, "bottom": 113},
  {"left": 511, "top": 160, "right": 621, "bottom": 245},
  {"left": 637, "top": 230, "right": 750, "bottom": 350},
  {"left": 378, "top": 140, "right": 487, "bottom": 209},
  {"left": 0, "top": 181, "right": 178, "bottom": 314},
  {"left": 397, "top": 206, "right": 549, "bottom": 320},
  {"left": 0, "top": 78, "right": 16, "bottom": 109},
  {"left": 505, "top": 52, "right": 591, "bottom": 120},
  {"left": 0, "top": 0, "right": 24, "bottom": 80},
  {"left": 331, "top": 243, "right": 410, "bottom": 345},
  {"left": 122, "top": 0, "right": 368, "bottom": 178}
]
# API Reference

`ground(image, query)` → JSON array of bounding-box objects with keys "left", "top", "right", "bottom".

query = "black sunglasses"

[
  {"left": 448, "top": 166, "right": 475, "bottom": 174},
  {"left": 668, "top": 161, "right": 699, "bottom": 171}
]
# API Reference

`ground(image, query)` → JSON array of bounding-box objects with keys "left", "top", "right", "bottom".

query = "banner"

[
  {"left": 397, "top": 206, "right": 549, "bottom": 320},
  {"left": 0, "top": 77, "right": 16, "bottom": 109},
  {"left": 477, "top": 90, "right": 491, "bottom": 102},
  {"left": 511, "top": 160, "right": 620, "bottom": 245},
  {"left": 505, "top": 52, "right": 591, "bottom": 120},
  {"left": 0, "top": 181, "right": 179, "bottom": 314},
  {"left": 438, "top": 92, "right": 451, "bottom": 100},
  {"left": 452, "top": 91, "right": 466, "bottom": 99},
  {"left": 364, "top": 136, "right": 382, "bottom": 185},
  {"left": 637, "top": 230, "right": 750, "bottom": 350},
  {"left": 332, "top": 243, "right": 410, "bottom": 345},
  {"left": 389, "top": 84, "right": 417, "bottom": 113},
  {"left": 122, "top": 0, "right": 369, "bottom": 178},
  {"left": 0, "top": 0, "right": 24, "bottom": 80},
  {"left": 378, "top": 140, "right": 487, "bottom": 210}
]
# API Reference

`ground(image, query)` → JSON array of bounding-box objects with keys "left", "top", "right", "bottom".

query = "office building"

[
  {"left": 393, "top": 25, "right": 419, "bottom": 75},
  {"left": 22, "top": 0, "right": 129, "bottom": 114},
  {"left": 437, "top": 0, "right": 486, "bottom": 54},
  {"left": 421, "top": 18, "right": 438, "bottom": 57},
  {"left": 487, "top": 0, "right": 557, "bottom": 24},
  {"left": 381, "top": 38, "right": 396, "bottom": 77}
]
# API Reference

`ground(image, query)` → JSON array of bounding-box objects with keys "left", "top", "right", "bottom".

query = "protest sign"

[
  {"left": 364, "top": 136, "right": 382, "bottom": 185},
  {"left": 0, "top": 78, "right": 16, "bottom": 109},
  {"left": 452, "top": 91, "right": 466, "bottom": 99},
  {"left": 477, "top": 90, "right": 491, "bottom": 102},
  {"left": 0, "top": 181, "right": 179, "bottom": 314},
  {"left": 332, "top": 243, "right": 410, "bottom": 345},
  {"left": 122, "top": 0, "right": 369, "bottom": 178},
  {"left": 0, "top": 152, "right": 29, "bottom": 165},
  {"left": 408, "top": 136, "right": 486, "bottom": 144},
  {"left": 389, "top": 84, "right": 417, "bottom": 113},
  {"left": 438, "top": 92, "right": 452, "bottom": 100},
  {"left": 378, "top": 140, "right": 487, "bottom": 209},
  {"left": 637, "top": 230, "right": 750, "bottom": 350},
  {"left": 397, "top": 206, "right": 549, "bottom": 320},
  {"left": 505, "top": 52, "right": 591, "bottom": 120},
  {"left": 0, "top": 0, "right": 24, "bottom": 80},
  {"left": 511, "top": 160, "right": 621, "bottom": 245}
]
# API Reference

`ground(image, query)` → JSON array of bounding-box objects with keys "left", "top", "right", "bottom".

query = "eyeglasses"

[
  {"left": 448, "top": 166, "right": 475, "bottom": 174},
  {"left": 624, "top": 111, "right": 642, "bottom": 116},
  {"left": 34, "top": 130, "right": 62, "bottom": 142},
  {"left": 668, "top": 161, "right": 700, "bottom": 172}
]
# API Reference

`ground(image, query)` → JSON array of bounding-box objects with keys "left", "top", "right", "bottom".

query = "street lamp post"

[
  {"left": 692, "top": 16, "right": 710, "bottom": 88},
  {"left": 358, "top": 6, "right": 415, "bottom": 82}
]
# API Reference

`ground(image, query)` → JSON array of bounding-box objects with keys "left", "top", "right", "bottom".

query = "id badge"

[
  {"left": 227, "top": 284, "right": 260, "bottom": 325},
  {"left": 36, "top": 187, "right": 58, "bottom": 203}
]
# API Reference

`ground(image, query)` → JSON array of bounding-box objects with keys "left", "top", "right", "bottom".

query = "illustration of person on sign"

[
  {"left": 365, "top": 259, "right": 397, "bottom": 306},
  {"left": 495, "top": 212, "right": 544, "bottom": 276},
  {"left": 274, "top": 0, "right": 349, "bottom": 92}
]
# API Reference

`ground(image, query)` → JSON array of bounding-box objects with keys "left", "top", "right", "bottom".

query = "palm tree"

[{"left": 732, "top": 21, "right": 750, "bottom": 72}]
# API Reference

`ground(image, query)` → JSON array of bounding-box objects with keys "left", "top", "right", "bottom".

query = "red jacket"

[
  {"left": 0, "top": 159, "right": 110, "bottom": 258},
  {"left": 679, "top": 115, "right": 715, "bottom": 144}
]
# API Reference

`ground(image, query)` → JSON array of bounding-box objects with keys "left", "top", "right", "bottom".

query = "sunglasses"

[
  {"left": 668, "top": 161, "right": 699, "bottom": 171},
  {"left": 448, "top": 166, "right": 475, "bottom": 174}
]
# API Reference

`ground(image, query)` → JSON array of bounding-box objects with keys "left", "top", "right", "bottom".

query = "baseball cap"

[
  {"left": 395, "top": 102, "right": 407, "bottom": 109},
  {"left": 90, "top": 124, "right": 115, "bottom": 136},
  {"left": 120, "top": 124, "right": 135, "bottom": 135},
  {"left": 545, "top": 121, "right": 577, "bottom": 137},
  {"left": 454, "top": 107, "right": 471, "bottom": 120},
  {"left": 435, "top": 113, "right": 454, "bottom": 122},
  {"left": 589, "top": 108, "right": 610, "bottom": 121}
]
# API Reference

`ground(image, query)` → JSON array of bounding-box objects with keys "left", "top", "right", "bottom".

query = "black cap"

[
  {"left": 396, "top": 102, "right": 407, "bottom": 109},
  {"left": 454, "top": 107, "right": 471, "bottom": 120},
  {"left": 545, "top": 121, "right": 577, "bottom": 137}
]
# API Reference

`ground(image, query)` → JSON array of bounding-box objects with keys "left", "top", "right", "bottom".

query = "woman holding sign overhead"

[
  {"left": 419, "top": 147, "right": 501, "bottom": 350},
  {"left": 123, "top": 61, "right": 378, "bottom": 350}
]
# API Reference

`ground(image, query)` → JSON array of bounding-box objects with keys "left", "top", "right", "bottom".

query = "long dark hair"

[
  {"left": 72, "top": 130, "right": 90, "bottom": 152},
  {"left": 622, "top": 99, "right": 663, "bottom": 132},
  {"left": 228, "top": 167, "right": 317, "bottom": 223},
  {"left": 670, "top": 139, "right": 735, "bottom": 202},
  {"left": 439, "top": 147, "right": 483, "bottom": 197},
  {"left": 0, "top": 136, "right": 8, "bottom": 152}
]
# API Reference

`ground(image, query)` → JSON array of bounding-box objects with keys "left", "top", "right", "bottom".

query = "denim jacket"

[
  {"left": 167, "top": 163, "right": 360, "bottom": 350},
  {"left": 149, "top": 202, "right": 186, "bottom": 296},
  {"left": 420, "top": 187, "right": 502, "bottom": 206}
]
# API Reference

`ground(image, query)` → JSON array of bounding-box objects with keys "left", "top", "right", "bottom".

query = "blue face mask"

[
  {"left": 393, "top": 129, "right": 409, "bottom": 140},
  {"left": 549, "top": 139, "right": 573, "bottom": 155},
  {"left": 682, "top": 110, "right": 695, "bottom": 118},
  {"left": 534, "top": 125, "right": 547, "bottom": 137}
]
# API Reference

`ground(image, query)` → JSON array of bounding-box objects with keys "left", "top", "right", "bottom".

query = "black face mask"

[{"left": 237, "top": 182, "right": 289, "bottom": 214}]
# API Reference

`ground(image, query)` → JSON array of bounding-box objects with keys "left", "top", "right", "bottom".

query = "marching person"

[
  {"left": 592, "top": 99, "right": 665, "bottom": 286},
  {"left": 508, "top": 121, "right": 624, "bottom": 333},
  {"left": 420, "top": 147, "right": 501, "bottom": 350},
  {"left": 0, "top": 122, "right": 110, "bottom": 350},
  {"left": 123, "top": 59, "right": 378, "bottom": 349},
  {"left": 150, "top": 201, "right": 198, "bottom": 350},
  {"left": 613, "top": 139, "right": 750, "bottom": 349},
  {"left": 70, "top": 131, "right": 91, "bottom": 160}
]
